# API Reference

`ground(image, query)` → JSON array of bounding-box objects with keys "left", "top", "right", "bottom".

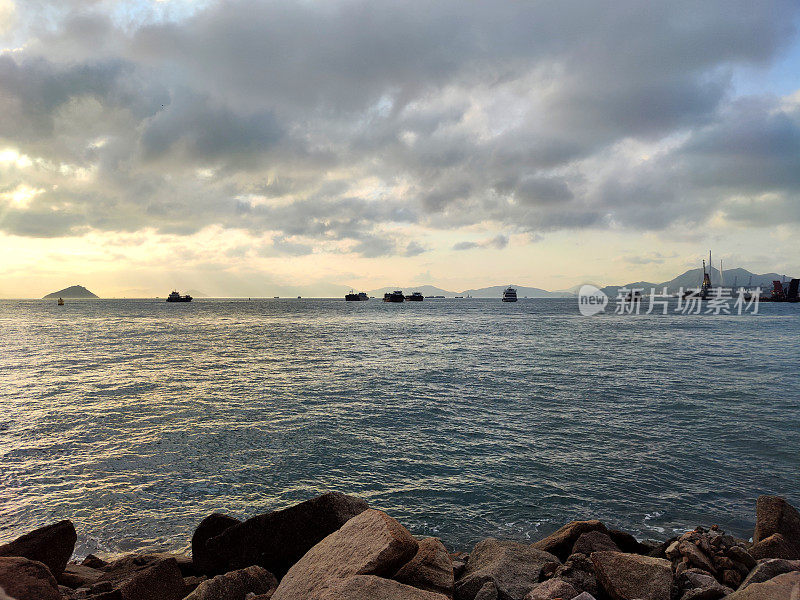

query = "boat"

[
  {"left": 761, "top": 278, "right": 800, "bottom": 302},
  {"left": 166, "top": 291, "right": 192, "bottom": 302},
  {"left": 345, "top": 291, "right": 369, "bottom": 301},
  {"left": 57, "top": 297, "right": 64, "bottom": 306},
  {"left": 502, "top": 287, "right": 517, "bottom": 302},
  {"left": 383, "top": 290, "right": 405, "bottom": 303},
  {"left": 405, "top": 292, "right": 424, "bottom": 301}
]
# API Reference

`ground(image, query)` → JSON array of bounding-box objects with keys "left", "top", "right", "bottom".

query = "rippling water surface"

[{"left": 1, "top": 298, "right": 799, "bottom": 555}]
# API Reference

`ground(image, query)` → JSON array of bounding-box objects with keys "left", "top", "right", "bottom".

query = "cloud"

[
  {"left": 0, "top": 0, "right": 799, "bottom": 250},
  {"left": 452, "top": 234, "right": 508, "bottom": 251}
]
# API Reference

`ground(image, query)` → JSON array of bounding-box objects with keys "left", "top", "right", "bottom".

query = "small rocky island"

[
  {"left": 43, "top": 285, "right": 98, "bottom": 299},
  {"left": 0, "top": 494, "right": 798, "bottom": 600}
]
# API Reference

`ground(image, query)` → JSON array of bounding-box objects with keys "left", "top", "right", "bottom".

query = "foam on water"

[{"left": 0, "top": 298, "right": 798, "bottom": 555}]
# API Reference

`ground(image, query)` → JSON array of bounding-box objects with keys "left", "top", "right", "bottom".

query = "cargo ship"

[
  {"left": 345, "top": 291, "right": 369, "bottom": 301},
  {"left": 383, "top": 290, "right": 405, "bottom": 302},
  {"left": 166, "top": 291, "right": 192, "bottom": 303}
]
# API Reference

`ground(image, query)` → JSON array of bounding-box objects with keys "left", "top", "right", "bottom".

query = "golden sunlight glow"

[{"left": 2, "top": 184, "right": 44, "bottom": 209}]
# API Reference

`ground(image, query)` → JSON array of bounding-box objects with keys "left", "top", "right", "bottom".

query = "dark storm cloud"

[
  {"left": 1, "top": 0, "right": 799, "bottom": 245},
  {"left": 139, "top": 92, "right": 283, "bottom": 166}
]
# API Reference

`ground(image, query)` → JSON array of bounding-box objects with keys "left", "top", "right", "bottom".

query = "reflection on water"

[{"left": 0, "top": 298, "right": 798, "bottom": 555}]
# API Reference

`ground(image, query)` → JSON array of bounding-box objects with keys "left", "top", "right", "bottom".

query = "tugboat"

[
  {"left": 345, "top": 291, "right": 369, "bottom": 301},
  {"left": 502, "top": 287, "right": 518, "bottom": 302},
  {"left": 166, "top": 290, "right": 192, "bottom": 303},
  {"left": 405, "top": 292, "right": 424, "bottom": 301},
  {"left": 383, "top": 290, "right": 405, "bottom": 303},
  {"left": 57, "top": 297, "right": 64, "bottom": 306}
]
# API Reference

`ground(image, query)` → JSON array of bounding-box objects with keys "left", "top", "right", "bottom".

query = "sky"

[{"left": 1, "top": 0, "right": 799, "bottom": 297}]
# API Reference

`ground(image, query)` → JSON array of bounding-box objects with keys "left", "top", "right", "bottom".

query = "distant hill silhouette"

[
  {"left": 459, "top": 284, "right": 573, "bottom": 298},
  {"left": 366, "top": 284, "right": 573, "bottom": 298},
  {"left": 601, "top": 266, "right": 791, "bottom": 297},
  {"left": 43, "top": 285, "right": 98, "bottom": 299}
]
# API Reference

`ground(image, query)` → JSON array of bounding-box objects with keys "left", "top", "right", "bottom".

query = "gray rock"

[
  {"left": 753, "top": 496, "right": 800, "bottom": 559},
  {"left": 59, "top": 563, "right": 103, "bottom": 588},
  {"left": 206, "top": 492, "right": 369, "bottom": 578},
  {"left": 192, "top": 513, "right": 242, "bottom": 575},
  {"left": 726, "top": 571, "right": 800, "bottom": 599},
  {"left": 0, "top": 520, "right": 77, "bottom": 577},
  {"left": 739, "top": 558, "right": 800, "bottom": 589},
  {"left": 750, "top": 533, "right": 797, "bottom": 560},
  {"left": 272, "top": 509, "right": 419, "bottom": 600},
  {"left": 570, "top": 594, "right": 597, "bottom": 600},
  {"left": 0, "top": 556, "right": 61, "bottom": 600},
  {"left": 607, "top": 530, "right": 648, "bottom": 555},
  {"left": 552, "top": 553, "right": 599, "bottom": 597},
  {"left": 115, "top": 557, "right": 185, "bottom": 600},
  {"left": 184, "top": 565, "right": 278, "bottom": 600},
  {"left": 473, "top": 581, "right": 498, "bottom": 600},
  {"left": 677, "top": 570, "right": 732, "bottom": 600},
  {"left": 82, "top": 554, "right": 107, "bottom": 569},
  {"left": 590, "top": 551, "right": 672, "bottom": 600},
  {"left": 533, "top": 521, "right": 607, "bottom": 562},
  {"left": 317, "top": 575, "right": 450, "bottom": 599},
  {"left": 393, "top": 537, "right": 454, "bottom": 597},
  {"left": 454, "top": 539, "right": 560, "bottom": 600},
  {"left": 572, "top": 532, "right": 619, "bottom": 555},
  {"left": 523, "top": 578, "right": 578, "bottom": 600},
  {"left": 94, "top": 556, "right": 185, "bottom": 600}
]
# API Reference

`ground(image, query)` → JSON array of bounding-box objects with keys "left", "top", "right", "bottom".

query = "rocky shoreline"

[{"left": 1, "top": 493, "right": 799, "bottom": 600}]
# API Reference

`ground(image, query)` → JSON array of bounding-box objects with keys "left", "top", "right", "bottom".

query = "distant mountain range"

[
  {"left": 43, "top": 285, "right": 99, "bottom": 299},
  {"left": 363, "top": 267, "right": 795, "bottom": 300},
  {"left": 365, "top": 284, "right": 572, "bottom": 298},
  {"left": 600, "top": 266, "right": 792, "bottom": 297}
]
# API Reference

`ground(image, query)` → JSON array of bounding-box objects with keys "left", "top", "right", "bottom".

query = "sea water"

[{"left": 1, "top": 298, "right": 798, "bottom": 555}]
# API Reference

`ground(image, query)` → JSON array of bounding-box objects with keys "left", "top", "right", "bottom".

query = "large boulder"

[
  {"left": 0, "top": 520, "right": 77, "bottom": 577},
  {"left": 0, "top": 556, "right": 61, "bottom": 600},
  {"left": 572, "top": 531, "right": 619, "bottom": 555},
  {"left": 676, "top": 570, "right": 732, "bottom": 600},
  {"left": 551, "top": 553, "right": 599, "bottom": 597},
  {"left": 750, "top": 533, "right": 797, "bottom": 560},
  {"left": 272, "top": 509, "right": 419, "bottom": 600},
  {"left": 739, "top": 558, "right": 800, "bottom": 589},
  {"left": 58, "top": 563, "right": 103, "bottom": 588},
  {"left": 205, "top": 492, "right": 368, "bottom": 577},
  {"left": 726, "top": 571, "right": 800, "bottom": 599},
  {"left": 753, "top": 496, "right": 800, "bottom": 558},
  {"left": 95, "top": 556, "right": 185, "bottom": 600},
  {"left": 473, "top": 581, "right": 498, "bottom": 600},
  {"left": 532, "top": 520, "right": 607, "bottom": 562},
  {"left": 318, "top": 575, "right": 450, "bottom": 599},
  {"left": 192, "top": 513, "right": 241, "bottom": 575},
  {"left": 454, "top": 539, "right": 560, "bottom": 600},
  {"left": 524, "top": 578, "right": 578, "bottom": 600},
  {"left": 590, "top": 551, "right": 672, "bottom": 600},
  {"left": 393, "top": 537, "right": 454, "bottom": 597},
  {"left": 607, "top": 530, "right": 650, "bottom": 555},
  {"left": 184, "top": 565, "right": 278, "bottom": 600},
  {"left": 0, "top": 586, "right": 15, "bottom": 600}
]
